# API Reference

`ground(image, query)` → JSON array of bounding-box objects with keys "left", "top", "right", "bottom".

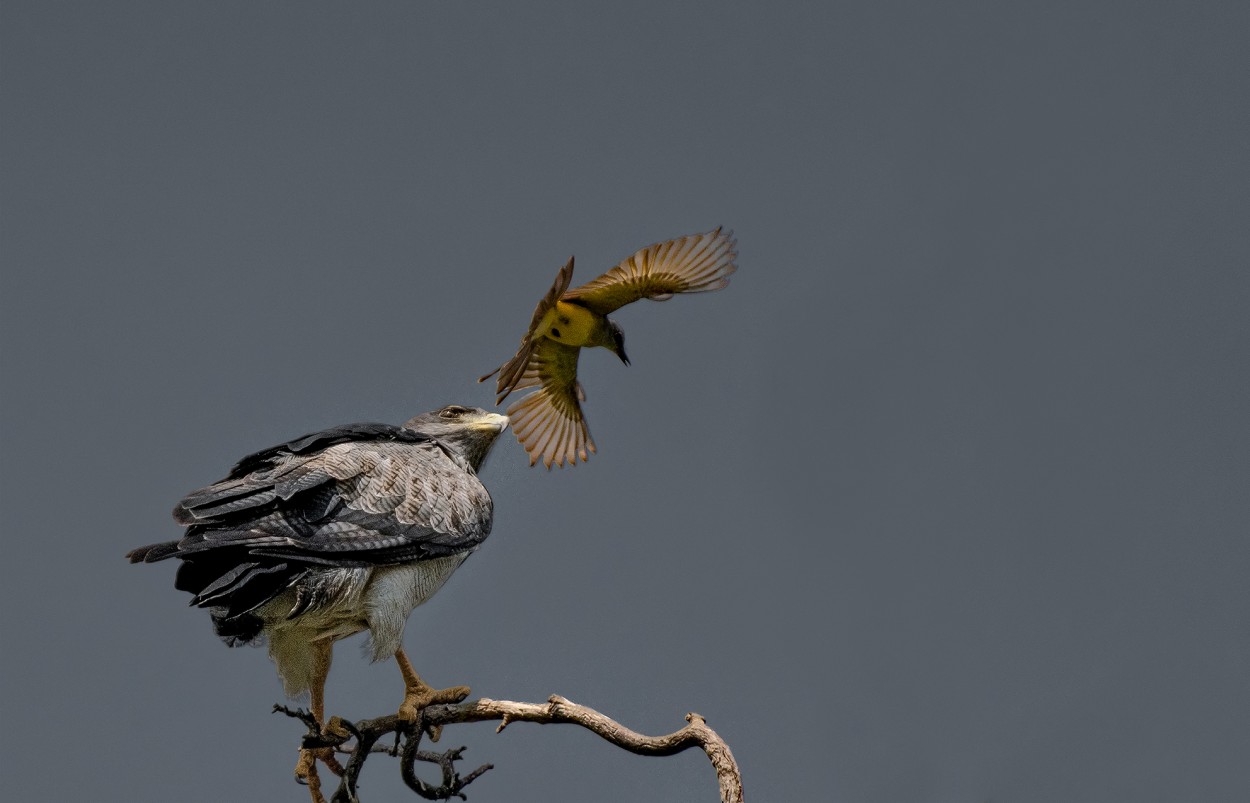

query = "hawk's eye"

[{"left": 439, "top": 406, "right": 468, "bottom": 419}]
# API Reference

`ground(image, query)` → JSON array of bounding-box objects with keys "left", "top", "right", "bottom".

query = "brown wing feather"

[
  {"left": 563, "top": 228, "right": 737, "bottom": 316},
  {"left": 504, "top": 339, "right": 595, "bottom": 468},
  {"left": 479, "top": 256, "right": 576, "bottom": 403}
]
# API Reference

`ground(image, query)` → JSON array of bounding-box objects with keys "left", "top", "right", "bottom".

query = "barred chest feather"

[
  {"left": 259, "top": 552, "right": 472, "bottom": 696},
  {"left": 362, "top": 553, "right": 472, "bottom": 658}
]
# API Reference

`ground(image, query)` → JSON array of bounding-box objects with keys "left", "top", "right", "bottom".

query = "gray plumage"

[{"left": 128, "top": 405, "right": 508, "bottom": 696}]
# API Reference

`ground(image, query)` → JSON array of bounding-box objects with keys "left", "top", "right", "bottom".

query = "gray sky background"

[{"left": 2, "top": 2, "right": 1247, "bottom": 801}]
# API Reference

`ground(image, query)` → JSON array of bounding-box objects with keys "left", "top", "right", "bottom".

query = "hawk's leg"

[
  {"left": 394, "top": 646, "right": 470, "bottom": 741},
  {"left": 295, "top": 639, "right": 346, "bottom": 801}
]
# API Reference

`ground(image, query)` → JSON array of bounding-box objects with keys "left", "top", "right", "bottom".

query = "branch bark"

[
  {"left": 432, "top": 696, "right": 742, "bottom": 803},
  {"left": 278, "top": 695, "right": 743, "bottom": 803}
]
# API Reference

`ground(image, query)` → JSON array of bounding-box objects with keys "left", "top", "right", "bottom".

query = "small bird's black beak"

[{"left": 608, "top": 320, "right": 629, "bottom": 365}]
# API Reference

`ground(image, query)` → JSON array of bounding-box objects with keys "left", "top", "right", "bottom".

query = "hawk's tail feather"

[
  {"left": 126, "top": 540, "right": 182, "bottom": 563},
  {"left": 210, "top": 608, "right": 264, "bottom": 647},
  {"left": 175, "top": 550, "right": 308, "bottom": 620}
]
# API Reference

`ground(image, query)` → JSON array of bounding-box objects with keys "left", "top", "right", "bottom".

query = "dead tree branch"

[{"left": 276, "top": 695, "right": 743, "bottom": 803}]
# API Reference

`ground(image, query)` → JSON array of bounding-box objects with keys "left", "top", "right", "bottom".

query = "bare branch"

[
  {"left": 275, "top": 695, "right": 744, "bottom": 803},
  {"left": 427, "top": 696, "right": 743, "bottom": 803}
]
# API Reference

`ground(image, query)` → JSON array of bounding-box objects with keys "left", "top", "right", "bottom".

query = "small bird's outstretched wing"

[
  {"left": 563, "top": 227, "right": 737, "bottom": 316},
  {"left": 479, "top": 256, "right": 575, "bottom": 404},
  {"left": 503, "top": 337, "right": 595, "bottom": 468}
]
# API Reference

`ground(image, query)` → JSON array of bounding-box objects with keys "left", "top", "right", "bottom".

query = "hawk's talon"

[
  {"left": 296, "top": 746, "right": 344, "bottom": 775},
  {"left": 324, "top": 715, "right": 351, "bottom": 741},
  {"left": 295, "top": 744, "right": 344, "bottom": 803},
  {"left": 397, "top": 682, "right": 470, "bottom": 742}
]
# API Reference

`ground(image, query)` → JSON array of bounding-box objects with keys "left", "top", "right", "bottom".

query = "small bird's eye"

[{"left": 439, "top": 406, "right": 468, "bottom": 419}]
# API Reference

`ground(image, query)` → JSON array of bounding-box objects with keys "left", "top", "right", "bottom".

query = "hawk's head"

[{"left": 404, "top": 405, "right": 509, "bottom": 471}]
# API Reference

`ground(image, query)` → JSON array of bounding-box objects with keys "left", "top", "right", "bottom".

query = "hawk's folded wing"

[{"left": 172, "top": 436, "right": 493, "bottom": 561}]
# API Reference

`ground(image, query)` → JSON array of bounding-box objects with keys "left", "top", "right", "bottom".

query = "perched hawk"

[
  {"left": 480, "top": 228, "right": 737, "bottom": 468},
  {"left": 127, "top": 405, "right": 507, "bottom": 783}
]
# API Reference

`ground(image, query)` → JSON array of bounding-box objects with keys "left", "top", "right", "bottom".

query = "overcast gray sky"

[{"left": 2, "top": 2, "right": 1248, "bottom": 801}]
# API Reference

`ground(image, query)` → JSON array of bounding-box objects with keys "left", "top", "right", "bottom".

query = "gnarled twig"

[{"left": 276, "top": 695, "right": 743, "bottom": 803}]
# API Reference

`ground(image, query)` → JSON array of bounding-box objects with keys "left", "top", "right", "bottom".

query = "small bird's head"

[
  {"left": 607, "top": 319, "right": 630, "bottom": 366},
  {"left": 404, "top": 405, "right": 509, "bottom": 471}
]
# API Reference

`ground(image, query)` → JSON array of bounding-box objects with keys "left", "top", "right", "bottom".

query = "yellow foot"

[
  {"left": 397, "top": 683, "right": 471, "bottom": 742},
  {"left": 295, "top": 742, "right": 345, "bottom": 803},
  {"left": 324, "top": 715, "right": 351, "bottom": 741}
]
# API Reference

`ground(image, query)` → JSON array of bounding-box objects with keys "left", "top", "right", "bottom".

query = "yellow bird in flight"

[{"left": 480, "top": 227, "right": 737, "bottom": 468}]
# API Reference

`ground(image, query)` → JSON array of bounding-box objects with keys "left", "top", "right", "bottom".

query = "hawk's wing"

[
  {"left": 479, "top": 256, "right": 575, "bottom": 404},
  {"left": 173, "top": 436, "right": 493, "bottom": 560},
  {"left": 223, "top": 422, "right": 429, "bottom": 479},
  {"left": 504, "top": 338, "right": 595, "bottom": 468},
  {"left": 130, "top": 427, "right": 493, "bottom": 618},
  {"left": 563, "top": 228, "right": 737, "bottom": 316}
]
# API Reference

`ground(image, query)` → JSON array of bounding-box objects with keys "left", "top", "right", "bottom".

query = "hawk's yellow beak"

[{"left": 475, "top": 413, "right": 510, "bottom": 433}]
